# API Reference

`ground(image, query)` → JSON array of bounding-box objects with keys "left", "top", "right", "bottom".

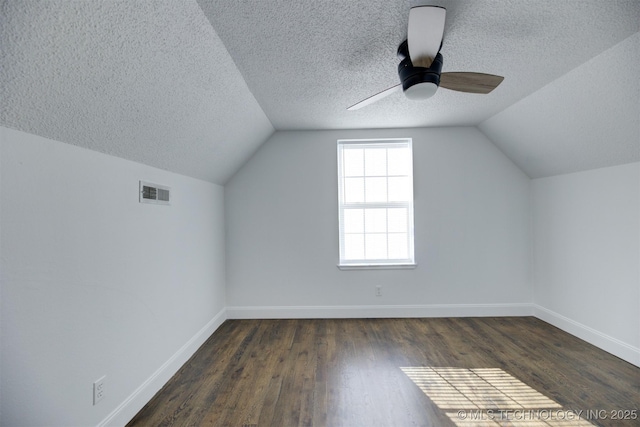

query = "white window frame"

[{"left": 337, "top": 138, "right": 416, "bottom": 270}]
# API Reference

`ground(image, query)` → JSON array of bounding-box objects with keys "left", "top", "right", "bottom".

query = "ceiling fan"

[{"left": 347, "top": 5, "right": 504, "bottom": 111}]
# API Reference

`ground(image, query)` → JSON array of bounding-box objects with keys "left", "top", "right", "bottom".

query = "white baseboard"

[
  {"left": 97, "top": 303, "right": 638, "bottom": 427},
  {"left": 226, "top": 303, "right": 534, "bottom": 319},
  {"left": 98, "top": 308, "right": 228, "bottom": 427},
  {"left": 533, "top": 304, "right": 640, "bottom": 368}
]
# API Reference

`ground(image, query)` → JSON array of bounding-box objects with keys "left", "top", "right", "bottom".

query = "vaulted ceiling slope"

[
  {"left": 197, "top": 0, "right": 639, "bottom": 130},
  {"left": 480, "top": 32, "right": 640, "bottom": 179},
  {"left": 0, "top": 0, "right": 274, "bottom": 185},
  {"left": 1, "top": 1, "right": 638, "bottom": 184}
]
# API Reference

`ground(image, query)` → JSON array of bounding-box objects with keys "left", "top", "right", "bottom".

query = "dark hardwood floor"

[{"left": 127, "top": 317, "right": 640, "bottom": 426}]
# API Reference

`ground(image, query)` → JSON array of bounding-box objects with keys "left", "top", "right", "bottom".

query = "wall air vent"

[{"left": 139, "top": 181, "right": 170, "bottom": 205}]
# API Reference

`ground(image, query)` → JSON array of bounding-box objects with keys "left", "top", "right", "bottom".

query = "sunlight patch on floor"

[{"left": 401, "top": 367, "right": 594, "bottom": 426}]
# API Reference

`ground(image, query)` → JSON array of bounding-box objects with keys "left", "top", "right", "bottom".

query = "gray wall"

[
  {"left": 225, "top": 127, "right": 532, "bottom": 317},
  {"left": 478, "top": 32, "right": 640, "bottom": 366},
  {"left": 1, "top": 127, "right": 227, "bottom": 426},
  {"left": 532, "top": 163, "right": 640, "bottom": 365}
]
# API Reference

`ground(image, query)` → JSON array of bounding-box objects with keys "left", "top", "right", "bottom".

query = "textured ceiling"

[
  {"left": 197, "top": 0, "right": 639, "bottom": 130},
  {"left": 1, "top": 0, "right": 639, "bottom": 183},
  {"left": 480, "top": 32, "right": 639, "bottom": 179},
  {"left": 0, "top": 0, "right": 274, "bottom": 184}
]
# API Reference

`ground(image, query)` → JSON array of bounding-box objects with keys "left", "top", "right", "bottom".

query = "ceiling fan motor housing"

[{"left": 398, "top": 52, "right": 443, "bottom": 100}]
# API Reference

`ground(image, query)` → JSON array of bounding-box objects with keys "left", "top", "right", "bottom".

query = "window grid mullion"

[
  {"left": 338, "top": 139, "right": 414, "bottom": 265},
  {"left": 342, "top": 202, "right": 411, "bottom": 209},
  {"left": 385, "top": 148, "right": 389, "bottom": 259},
  {"left": 362, "top": 148, "right": 367, "bottom": 259},
  {"left": 338, "top": 147, "right": 345, "bottom": 258}
]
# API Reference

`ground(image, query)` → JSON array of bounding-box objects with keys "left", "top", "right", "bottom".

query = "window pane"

[
  {"left": 365, "top": 234, "right": 387, "bottom": 259},
  {"left": 344, "top": 234, "right": 364, "bottom": 260},
  {"left": 388, "top": 208, "right": 407, "bottom": 233},
  {"left": 343, "top": 148, "right": 364, "bottom": 177},
  {"left": 388, "top": 233, "right": 408, "bottom": 259},
  {"left": 387, "top": 147, "right": 410, "bottom": 176},
  {"left": 364, "top": 208, "right": 387, "bottom": 233},
  {"left": 364, "top": 148, "right": 387, "bottom": 176},
  {"left": 343, "top": 209, "right": 364, "bottom": 233},
  {"left": 388, "top": 176, "right": 410, "bottom": 202},
  {"left": 365, "top": 177, "right": 387, "bottom": 202},
  {"left": 344, "top": 177, "right": 364, "bottom": 203},
  {"left": 338, "top": 139, "right": 414, "bottom": 266}
]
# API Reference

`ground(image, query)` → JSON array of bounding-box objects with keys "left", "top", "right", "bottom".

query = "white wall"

[
  {"left": 532, "top": 163, "right": 640, "bottom": 366},
  {"left": 0, "top": 127, "right": 227, "bottom": 426},
  {"left": 225, "top": 127, "right": 532, "bottom": 318}
]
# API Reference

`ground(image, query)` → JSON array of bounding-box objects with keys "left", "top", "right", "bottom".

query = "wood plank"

[{"left": 127, "top": 317, "right": 640, "bottom": 427}]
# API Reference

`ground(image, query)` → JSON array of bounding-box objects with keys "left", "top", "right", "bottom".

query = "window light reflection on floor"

[{"left": 400, "top": 367, "right": 594, "bottom": 426}]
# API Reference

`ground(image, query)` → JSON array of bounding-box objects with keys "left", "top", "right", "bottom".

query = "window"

[{"left": 337, "top": 138, "right": 415, "bottom": 269}]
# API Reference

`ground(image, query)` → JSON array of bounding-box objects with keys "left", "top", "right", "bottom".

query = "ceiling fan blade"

[
  {"left": 440, "top": 72, "right": 504, "bottom": 94},
  {"left": 347, "top": 84, "right": 402, "bottom": 111},
  {"left": 408, "top": 6, "right": 446, "bottom": 68}
]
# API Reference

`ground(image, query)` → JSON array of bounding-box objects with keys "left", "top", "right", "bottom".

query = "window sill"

[{"left": 337, "top": 263, "right": 417, "bottom": 271}]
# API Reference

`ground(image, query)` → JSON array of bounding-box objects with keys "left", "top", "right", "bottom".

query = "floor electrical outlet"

[
  {"left": 376, "top": 285, "right": 382, "bottom": 296},
  {"left": 93, "top": 376, "right": 105, "bottom": 405}
]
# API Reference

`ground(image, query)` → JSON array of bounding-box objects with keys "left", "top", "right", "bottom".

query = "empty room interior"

[{"left": 1, "top": 1, "right": 639, "bottom": 426}]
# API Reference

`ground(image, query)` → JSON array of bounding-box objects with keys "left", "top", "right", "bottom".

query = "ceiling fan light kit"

[
  {"left": 399, "top": 49, "right": 443, "bottom": 100},
  {"left": 347, "top": 5, "right": 504, "bottom": 110}
]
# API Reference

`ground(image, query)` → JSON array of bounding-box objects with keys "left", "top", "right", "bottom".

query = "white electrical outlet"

[
  {"left": 93, "top": 376, "right": 105, "bottom": 405},
  {"left": 376, "top": 285, "right": 382, "bottom": 296}
]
